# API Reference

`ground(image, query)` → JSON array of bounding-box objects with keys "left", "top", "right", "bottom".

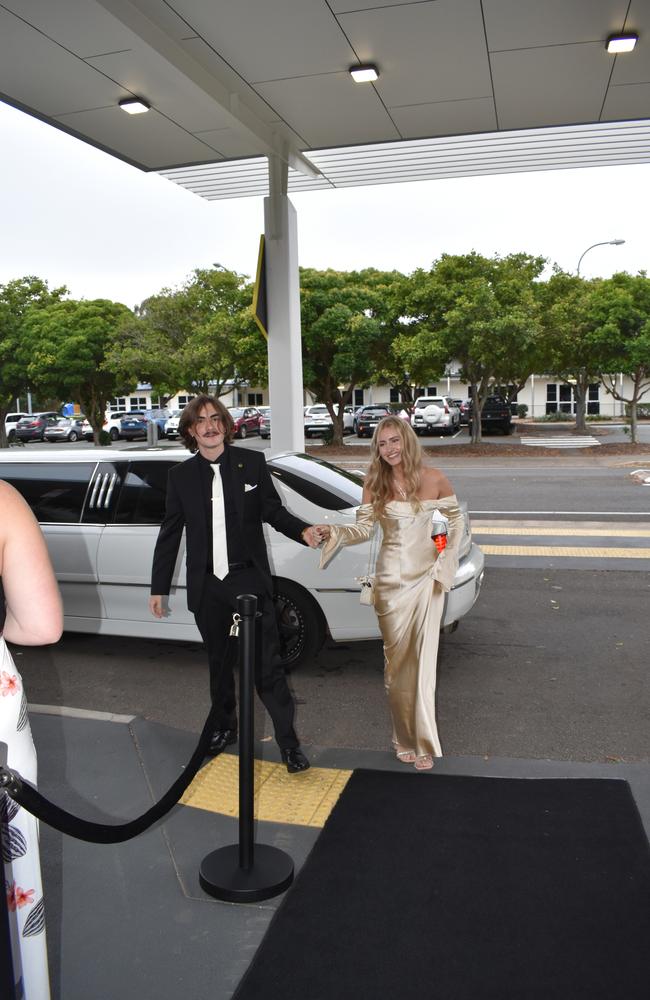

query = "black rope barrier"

[{"left": 0, "top": 700, "right": 220, "bottom": 845}]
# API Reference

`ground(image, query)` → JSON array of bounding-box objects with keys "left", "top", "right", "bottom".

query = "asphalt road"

[
  {"left": 10, "top": 442, "right": 650, "bottom": 765},
  {"left": 17, "top": 564, "right": 649, "bottom": 765}
]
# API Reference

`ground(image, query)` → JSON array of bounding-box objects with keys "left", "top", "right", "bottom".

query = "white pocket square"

[{"left": 244, "top": 483, "right": 257, "bottom": 492}]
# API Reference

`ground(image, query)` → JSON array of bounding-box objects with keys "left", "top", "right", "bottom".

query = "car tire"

[
  {"left": 68, "top": 431, "right": 78, "bottom": 442},
  {"left": 7, "top": 430, "right": 15, "bottom": 442},
  {"left": 239, "top": 425, "right": 247, "bottom": 440},
  {"left": 356, "top": 431, "right": 364, "bottom": 438},
  {"left": 109, "top": 428, "right": 119, "bottom": 441},
  {"left": 273, "top": 578, "right": 326, "bottom": 670}
]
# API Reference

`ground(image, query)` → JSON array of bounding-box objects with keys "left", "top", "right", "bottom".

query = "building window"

[
  {"left": 130, "top": 396, "right": 147, "bottom": 410},
  {"left": 110, "top": 398, "right": 126, "bottom": 412},
  {"left": 546, "top": 384, "right": 557, "bottom": 415},
  {"left": 389, "top": 387, "right": 400, "bottom": 403},
  {"left": 559, "top": 384, "right": 573, "bottom": 414},
  {"left": 247, "top": 393, "right": 263, "bottom": 405},
  {"left": 177, "top": 395, "right": 195, "bottom": 408},
  {"left": 587, "top": 383, "right": 600, "bottom": 415},
  {"left": 354, "top": 388, "right": 364, "bottom": 406}
]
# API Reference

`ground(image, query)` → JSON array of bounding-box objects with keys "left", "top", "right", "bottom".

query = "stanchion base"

[{"left": 199, "top": 844, "right": 294, "bottom": 903}]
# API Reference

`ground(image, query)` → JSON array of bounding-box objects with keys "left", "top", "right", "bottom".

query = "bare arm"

[{"left": 0, "top": 481, "right": 63, "bottom": 645}]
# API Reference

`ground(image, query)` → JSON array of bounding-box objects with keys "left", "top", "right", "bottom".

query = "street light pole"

[{"left": 577, "top": 239, "right": 625, "bottom": 276}]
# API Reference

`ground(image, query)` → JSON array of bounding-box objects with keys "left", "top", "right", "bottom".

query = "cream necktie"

[{"left": 211, "top": 464, "right": 229, "bottom": 579}]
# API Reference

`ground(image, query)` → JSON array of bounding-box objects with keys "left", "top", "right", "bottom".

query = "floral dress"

[{"left": 1, "top": 578, "right": 51, "bottom": 999}]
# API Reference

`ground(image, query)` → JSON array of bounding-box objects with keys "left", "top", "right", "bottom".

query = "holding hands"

[{"left": 301, "top": 525, "right": 332, "bottom": 548}]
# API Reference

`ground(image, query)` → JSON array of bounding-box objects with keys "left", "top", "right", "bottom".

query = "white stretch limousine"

[{"left": 0, "top": 450, "right": 485, "bottom": 667}]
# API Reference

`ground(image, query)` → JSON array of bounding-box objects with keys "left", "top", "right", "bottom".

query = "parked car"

[
  {"left": 0, "top": 450, "right": 484, "bottom": 668},
  {"left": 304, "top": 404, "right": 332, "bottom": 438},
  {"left": 14, "top": 412, "right": 60, "bottom": 442},
  {"left": 456, "top": 399, "right": 472, "bottom": 425},
  {"left": 411, "top": 396, "right": 461, "bottom": 436},
  {"left": 143, "top": 408, "right": 171, "bottom": 437},
  {"left": 355, "top": 404, "right": 392, "bottom": 438},
  {"left": 44, "top": 415, "right": 85, "bottom": 443},
  {"left": 82, "top": 411, "right": 145, "bottom": 442},
  {"left": 260, "top": 409, "right": 271, "bottom": 439},
  {"left": 4, "top": 412, "right": 28, "bottom": 442},
  {"left": 164, "top": 410, "right": 183, "bottom": 438},
  {"left": 467, "top": 395, "right": 513, "bottom": 435},
  {"left": 119, "top": 413, "right": 149, "bottom": 440},
  {"left": 228, "top": 406, "right": 262, "bottom": 439}
]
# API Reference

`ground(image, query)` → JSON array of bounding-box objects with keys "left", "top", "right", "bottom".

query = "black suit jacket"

[{"left": 151, "top": 447, "right": 309, "bottom": 612}]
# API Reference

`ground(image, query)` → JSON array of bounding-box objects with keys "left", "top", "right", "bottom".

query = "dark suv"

[
  {"left": 355, "top": 404, "right": 392, "bottom": 438},
  {"left": 467, "top": 396, "right": 513, "bottom": 435},
  {"left": 15, "top": 412, "right": 60, "bottom": 442}
]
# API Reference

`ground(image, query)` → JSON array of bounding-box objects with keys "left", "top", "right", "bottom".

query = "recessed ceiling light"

[
  {"left": 118, "top": 97, "right": 151, "bottom": 115},
  {"left": 606, "top": 33, "right": 638, "bottom": 54},
  {"left": 349, "top": 64, "right": 379, "bottom": 83}
]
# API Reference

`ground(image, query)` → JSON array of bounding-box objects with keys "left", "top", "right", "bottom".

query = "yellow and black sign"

[{"left": 252, "top": 234, "right": 268, "bottom": 340}]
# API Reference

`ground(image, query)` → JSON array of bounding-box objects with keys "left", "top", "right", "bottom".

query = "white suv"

[
  {"left": 4, "top": 412, "right": 28, "bottom": 442},
  {"left": 82, "top": 411, "right": 145, "bottom": 442},
  {"left": 411, "top": 396, "right": 461, "bottom": 436}
]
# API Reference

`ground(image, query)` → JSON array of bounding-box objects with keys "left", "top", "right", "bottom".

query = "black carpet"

[{"left": 233, "top": 771, "right": 650, "bottom": 1000}]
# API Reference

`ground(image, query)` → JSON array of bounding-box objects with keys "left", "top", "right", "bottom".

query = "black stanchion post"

[
  {"left": 0, "top": 810, "right": 18, "bottom": 1000},
  {"left": 199, "top": 593, "right": 294, "bottom": 903}
]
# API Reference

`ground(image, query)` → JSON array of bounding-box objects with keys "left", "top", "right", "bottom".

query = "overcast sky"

[{"left": 1, "top": 100, "right": 649, "bottom": 310}]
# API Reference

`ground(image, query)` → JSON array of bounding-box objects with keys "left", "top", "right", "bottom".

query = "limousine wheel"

[{"left": 273, "top": 578, "right": 325, "bottom": 670}]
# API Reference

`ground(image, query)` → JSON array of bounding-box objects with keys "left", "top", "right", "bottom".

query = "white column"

[{"left": 263, "top": 156, "right": 304, "bottom": 452}]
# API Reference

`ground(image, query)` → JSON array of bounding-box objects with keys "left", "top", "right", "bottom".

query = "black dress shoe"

[
  {"left": 281, "top": 747, "right": 310, "bottom": 773},
  {"left": 206, "top": 729, "right": 238, "bottom": 757}
]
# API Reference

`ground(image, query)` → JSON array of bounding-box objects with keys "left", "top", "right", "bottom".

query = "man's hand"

[
  {"left": 149, "top": 595, "right": 165, "bottom": 618},
  {"left": 301, "top": 525, "right": 329, "bottom": 549}
]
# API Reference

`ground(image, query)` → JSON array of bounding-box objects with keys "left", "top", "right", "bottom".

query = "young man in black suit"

[{"left": 149, "top": 394, "right": 323, "bottom": 772}]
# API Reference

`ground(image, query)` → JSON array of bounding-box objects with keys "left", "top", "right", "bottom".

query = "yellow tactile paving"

[
  {"left": 481, "top": 545, "right": 650, "bottom": 558},
  {"left": 180, "top": 755, "right": 353, "bottom": 828},
  {"left": 474, "top": 526, "right": 650, "bottom": 537}
]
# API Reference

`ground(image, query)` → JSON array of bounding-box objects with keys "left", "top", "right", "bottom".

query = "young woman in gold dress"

[{"left": 318, "top": 417, "right": 463, "bottom": 770}]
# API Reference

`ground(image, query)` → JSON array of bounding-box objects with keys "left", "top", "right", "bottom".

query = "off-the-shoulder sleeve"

[
  {"left": 319, "top": 503, "right": 376, "bottom": 570},
  {"left": 431, "top": 494, "right": 463, "bottom": 592}
]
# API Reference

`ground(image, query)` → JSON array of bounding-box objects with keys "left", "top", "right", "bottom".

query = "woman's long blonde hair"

[{"left": 365, "top": 416, "right": 423, "bottom": 516}]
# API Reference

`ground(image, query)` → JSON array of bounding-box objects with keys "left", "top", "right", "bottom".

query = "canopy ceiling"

[{"left": 1, "top": 0, "right": 649, "bottom": 198}]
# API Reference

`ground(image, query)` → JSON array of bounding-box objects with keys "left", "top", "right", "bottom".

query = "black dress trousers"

[{"left": 193, "top": 566, "right": 298, "bottom": 750}]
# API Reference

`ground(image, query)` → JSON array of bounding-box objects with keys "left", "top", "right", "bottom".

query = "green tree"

[
  {"left": 0, "top": 276, "right": 67, "bottom": 446},
  {"left": 300, "top": 268, "right": 404, "bottom": 445},
  {"left": 21, "top": 298, "right": 134, "bottom": 443},
  {"left": 586, "top": 272, "right": 650, "bottom": 442},
  {"left": 104, "top": 266, "right": 262, "bottom": 401},
  {"left": 537, "top": 270, "right": 602, "bottom": 434},
  {"left": 396, "top": 252, "right": 545, "bottom": 442}
]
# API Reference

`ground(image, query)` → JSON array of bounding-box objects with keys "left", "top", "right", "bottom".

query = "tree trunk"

[
  {"left": 469, "top": 385, "right": 483, "bottom": 444},
  {"left": 573, "top": 377, "right": 588, "bottom": 434},
  {"left": 630, "top": 386, "right": 639, "bottom": 444},
  {"left": 330, "top": 410, "right": 345, "bottom": 447}
]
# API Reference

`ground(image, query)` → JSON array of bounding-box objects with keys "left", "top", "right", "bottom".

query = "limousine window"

[
  {"left": 0, "top": 462, "right": 96, "bottom": 523},
  {"left": 115, "top": 460, "right": 176, "bottom": 524},
  {"left": 269, "top": 467, "right": 357, "bottom": 511}
]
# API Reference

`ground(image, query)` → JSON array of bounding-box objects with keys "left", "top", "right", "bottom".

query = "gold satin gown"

[{"left": 320, "top": 495, "right": 462, "bottom": 758}]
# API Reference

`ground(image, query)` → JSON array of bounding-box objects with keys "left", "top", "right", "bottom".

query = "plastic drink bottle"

[{"left": 431, "top": 513, "right": 448, "bottom": 553}]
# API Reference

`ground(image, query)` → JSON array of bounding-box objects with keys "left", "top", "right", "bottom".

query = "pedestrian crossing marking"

[
  {"left": 474, "top": 526, "right": 650, "bottom": 538},
  {"left": 481, "top": 545, "right": 650, "bottom": 558},
  {"left": 521, "top": 436, "right": 600, "bottom": 448}
]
